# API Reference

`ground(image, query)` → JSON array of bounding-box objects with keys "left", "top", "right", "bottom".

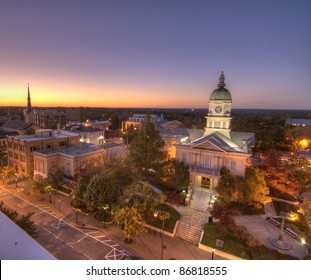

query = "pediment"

[{"left": 191, "top": 139, "right": 225, "bottom": 152}]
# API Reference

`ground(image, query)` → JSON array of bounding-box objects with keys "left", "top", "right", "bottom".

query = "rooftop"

[
  {"left": 34, "top": 143, "right": 102, "bottom": 156},
  {"left": 0, "top": 212, "right": 55, "bottom": 260},
  {"left": 9, "top": 129, "right": 79, "bottom": 142},
  {"left": 285, "top": 118, "right": 311, "bottom": 125}
]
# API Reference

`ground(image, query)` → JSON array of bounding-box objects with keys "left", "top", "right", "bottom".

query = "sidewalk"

[{"left": 14, "top": 179, "right": 225, "bottom": 260}]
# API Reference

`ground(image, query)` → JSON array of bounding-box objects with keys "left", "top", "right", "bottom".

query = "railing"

[{"left": 189, "top": 165, "right": 220, "bottom": 176}]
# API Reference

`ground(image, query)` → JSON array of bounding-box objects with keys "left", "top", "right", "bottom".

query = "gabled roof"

[
  {"left": 184, "top": 130, "right": 254, "bottom": 154},
  {"left": 191, "top": 135, "right": 226, "bottom": 152},
  {"left": 161, "top": 120, "right": 184, "bottom": 129},
  {"left": 1, "top": 120, "right": 28, "bottom": 130}
]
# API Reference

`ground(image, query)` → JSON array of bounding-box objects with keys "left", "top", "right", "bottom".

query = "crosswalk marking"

[
  {"left": 51, "top": 219, "right": 66, "bottom": 229},
  {"left": 18, "top": 202, "right": 30, "bottom": 208}
]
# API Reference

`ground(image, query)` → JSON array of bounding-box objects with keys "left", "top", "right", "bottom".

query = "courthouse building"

[{"left": 172, "top": 72, "right": 255, "bottom": 190}]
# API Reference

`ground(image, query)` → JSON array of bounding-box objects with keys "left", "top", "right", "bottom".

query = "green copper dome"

[{"left": 210, "top": 71, "right": 232, "bottom": 101}]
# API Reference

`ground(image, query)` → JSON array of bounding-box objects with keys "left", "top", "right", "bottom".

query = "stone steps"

[{"left": 175, "top": 221, "right": 203, "bottom": 244}]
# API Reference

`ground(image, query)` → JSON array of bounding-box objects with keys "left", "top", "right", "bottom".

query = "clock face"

[{"left": 215, "top": 106, "right": 222, "bottom": 113}]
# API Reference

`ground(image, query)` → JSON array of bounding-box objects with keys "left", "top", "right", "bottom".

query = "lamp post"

[
  {"left": 15, "top": 173, "right": 18, "bottom": 187},
  {"left": 103, "top": 204, "right": 109, "bottom": 228},
  {"left": 49, "top": 192, "right": 52, "bottom": 203},
  {"left": 75, "top": 209, "right": 78, "bottom": 224},
  {"left": 270, "top": 211, "right": 298, "bottom": 250},
  {"left": 2, "top": 175, "right": 4, "bottom": 185},
  {"left": 154, "top": 210, "right": 169, "bottom": 260},
  {"left": 58, "top": 200, "right": 61, "bottom": 212},
  {"left": 211, "top": 248, "right": 215, "bottom": 260}
]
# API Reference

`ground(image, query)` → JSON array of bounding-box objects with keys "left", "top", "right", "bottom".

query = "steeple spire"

[
  {"left": 27, "top": 83, "right": 32, "bottom": 113},
  {"left": 217, "top": 71, "right": 226, "bottom": 88}
]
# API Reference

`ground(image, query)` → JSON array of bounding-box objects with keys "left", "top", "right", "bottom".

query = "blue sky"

[{"left": 0, "top": 0, "right": 310, "bottom": 109}]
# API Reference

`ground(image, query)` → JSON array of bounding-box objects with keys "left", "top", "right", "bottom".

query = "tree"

[
  {"left": 83, "top": 172, "right": 119, "bottom": 211},
  {"left": 114, "top": 182, "right": 166, "bottom": 242},
  {"left": 72, "top": 177, "right": 88, "bottom": 208},
  {"left": 31, "top": 175, "right": 50, "bottom": 197},
  {"left": 128, "top": 115, "right": 167, "bottom": 179},
  {"left": 215, "top": 167, "right": 237, "bottom": 203},
  {"left": 114, "top": 206, "right": 145, "bottom": 243},
  {"left": 163, "top": 159, "right": 190, "bottom": 191},
  {"left": 122, "top": 182, "right": 165, "bottom": 219},
  {"left": 239, "top": 167, "right": 271, "bottom": 209},
  {"left": 0, "top": 150, "right": 7, "bottom": 167},
  {"left": 216, "top": 167, "right": 271, "bottom": 209},
  {"left": 287, "top": 157, "right": 311, "bottom": 193},
  {"left": 210, "top": 202, "right": 237, "bottom": 235},
  {"left": 46, "top": 171, "right": 64, "bottom": 189},
  {"left": 0, "top": 202, "right": 38, "bottom": 238},
  {"left": 1, "top": 165, "right": 15, "bottom": 179}
]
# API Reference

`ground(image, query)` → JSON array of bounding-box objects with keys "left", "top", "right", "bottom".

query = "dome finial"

[{"left": 218, "top": 71, "right": 225, "bottom": 88}]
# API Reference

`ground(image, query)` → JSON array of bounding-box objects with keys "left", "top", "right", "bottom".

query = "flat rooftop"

[
  {"left": 0, "top": 212, "right": 55, "bottom": 260},
  {"left": 34, "top": 143, "right": 102, "bottom": 156},
  {"left": 9, "top": 130, "right": 79, "bottom": 142}
]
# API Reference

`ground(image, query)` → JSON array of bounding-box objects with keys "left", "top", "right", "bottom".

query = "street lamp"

[
  {"left": 15, "top": 173, "right": 18, "bottom": 187},
  {"left": 154, "top": 210, "right": 170, "bottom": 260},
  {"left": 58, "top": 200, "right": 61, "bottom": 212},
  {"left": 102, "top": 204, "right": 109, "bottom": 228},
  {"left": 49, "top": 192, "right": 52, "bottom": 203},
  {"left": 2, "top": 175, "right": 4, "bottom": 185},
  {"left": 211, "top": 248, "right": 215, "bottom": 260},
  {"left": 270, "top": 211, "right": 297, "bottom": 250},
  {"left": 75, "top": 209, "right": 78, "bottom": 224}
]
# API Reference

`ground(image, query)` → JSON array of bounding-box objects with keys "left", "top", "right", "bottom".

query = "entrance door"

[{"left": 201, "top": 176, "right": 211, "bottom": 189}]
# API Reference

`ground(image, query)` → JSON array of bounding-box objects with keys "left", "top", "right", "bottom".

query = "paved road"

[
  {"left": 1, "top": 179, "right": 225, "bottom": 260},
  {"left": 0, "top": 185, "right": 130, "bottom": 260}
]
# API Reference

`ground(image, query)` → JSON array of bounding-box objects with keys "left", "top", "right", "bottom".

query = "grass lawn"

[
  {"left": 201, "top": 223, "right": 299, "bottom": 260},
  {"left": 145, "top": 204, "right": 181, "bottom": 233},
  {"left": 201, "top": 223, "right": 251, "bottom": 259}
]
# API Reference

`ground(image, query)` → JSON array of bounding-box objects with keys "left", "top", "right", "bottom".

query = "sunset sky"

[{"left": 1, "top": 0, "right": 310, "bottom": 109}]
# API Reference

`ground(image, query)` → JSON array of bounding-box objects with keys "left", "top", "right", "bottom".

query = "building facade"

[
  {"left": 122, "top": 114, "right": 165, "bottom": 131},
  {"left": 7, "top": 129, "right": 80, "bottom": 176},
  {"left": 174, "top": 72, "right": 255, "bottom": 190},
  {"left": 33, "top": 143, "right": 104, "bottom": 178}
]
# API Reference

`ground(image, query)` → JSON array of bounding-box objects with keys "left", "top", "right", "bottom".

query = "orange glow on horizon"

[{"left": 0, "top": 80, "right": 211, "bottom": 108}]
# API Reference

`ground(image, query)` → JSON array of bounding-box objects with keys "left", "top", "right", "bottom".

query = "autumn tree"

[
  {"left": 1, "top": 165, "right": 15, "bottom": 180},
  {"left": 238, "top": 167, "right": 271, "bottom": 209},
  {"left": 114, "top": 182, "right": 166, "bottom": 241},
  {"left": 114, "top": 206, "right": 145, "bottom": 243},
  {"left": 210, "top": 202, "right": 237, "bottom": 235},
  {"left": 287, "top": 157, "right": 311, "bottom": 193},
  {"left": 31, "top": 175, "right": 50, "bottom": 197},
  {"left": 216, "top": 167, "right": 270, "bottom": 209},
  {"left": 128, "top": 115, "right": 167, "bottom": 179}
]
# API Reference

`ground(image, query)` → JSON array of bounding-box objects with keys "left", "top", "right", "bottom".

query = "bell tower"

[{"left": 204, "top": 72, "right": 232, "bottom": 137}]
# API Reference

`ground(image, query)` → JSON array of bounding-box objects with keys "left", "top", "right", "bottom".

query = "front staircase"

[{"left": 175, "top": 221, "right": 203, "bottom": 244}]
